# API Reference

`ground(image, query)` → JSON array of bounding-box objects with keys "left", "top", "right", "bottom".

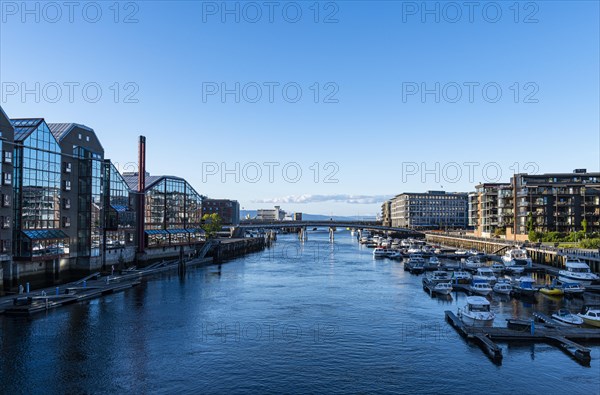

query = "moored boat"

[
  {"left": 577, "top": 306, "right": 600, "bottom": 327},
  {"left": 469, "top": 281, "right": 493, "bottom": 296},
  {"left": 433, "top": 282, "right": 453, "bottom": 295},
  {"left": 512, "top": 276, "right": 537, "bottom": 297},
  {"left": 473, "top": 268, "right": 497, "bottom": 284},
  {"left": 539, "top": 283, "right": 564, "bottom": 297},
  {"left": 502, "top": 248, "right": 532, "bottom": 274},
  {"left": 429, "top": 256, "right": 440, "bottom": 266},
  {"left": 558, "top": 258, "right": 599, "bottom": 286},
  {"left": 552, "top": 309, "right": 583, "bottom": 326},
  {"left": 451, "top": 270, "right": 472, "bottom": 283},
  {"left": 464, "top": 256, "right": 483, "bottom": 270},
  {"left": 457, "top": 296, "right": 495, "bottom": 326},
  {"left": 386, "top": 250, "right": 402, "bottom": 259},
  {"left": 373, "top": 248, "right": 388, "bottom": 258},
  {"left": 493, "top": 281, "right": 513, "bottom": 295},
  {"left": 490, "top": 263, "right": 505, "bottom": 274},
  {"left": 558, "top": 281, "right": 585, "bottom": 296}
]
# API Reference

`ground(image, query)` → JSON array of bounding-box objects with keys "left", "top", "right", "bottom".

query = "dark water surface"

[{"left": 1, "top": 232, "right": 599, "bottom": 394}]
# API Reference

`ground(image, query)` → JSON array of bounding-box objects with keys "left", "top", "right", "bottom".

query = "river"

[{"left": 1, "top": 231, "right": 599, "bottom": 394}]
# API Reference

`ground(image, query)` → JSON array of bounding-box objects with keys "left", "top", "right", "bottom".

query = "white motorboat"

[
  {"left": 473, "top": 268, "right": 497, "bottom": 284},
  {"left": 386, "top": 250, "right": 402, "bottom": 259},
  {"left": 458, "top": 296, "right": 495, "bottom": 326},
  {"left": 501, "top": 248, "right": 532, "bottom": 273},
  {"left": 558, "top": 259, "right": 599, "bottom": 286},
  {"left": 427, "top": 270, "right": 452, "bottom": 283},
  {"left": 464, "top": 256, "right": 483, "bottom": 270},
  {"left": 405, "top": 254, "right": 425, "bottom": 272},
  {"left": 490, "top": 263, "right": 505, "bottom": 274},
  {"left": 433, "top": 282, "right": 453, "bottom": 295},
  {"left": 493, "top": 281, "right": 512, "bottom": 295},
  {"left": 428, "top": 256, "right": 441, "bottom": 266},
  {"left": 512, "top": 276, "right": 537, "bottom": 297},
  {"left": 381, "top": 240, "right": 391, "bottom": 248},
  {"left": 467, "top": 249, "right": 482, "bottom": 256},
  {"left": 373, "top": 248, "right": 388, "bottom": 258},
  {"left": 578, "top": 306, "right": 600, "bottom": 327},
  {"left": 552, "top": 309, "right": 583, "bottom": 326},
  {"left": 559, "top": 281, "right": 585, "bottom": 296},
  {"left": 469, "top": 281, "right": 493, "bottom": 296},
  {"left": 407, "top": 245, "right": 422, "bottom": 254},
  {"left": 455, "top": 249, "right": 468, "bottom": 256},
  {"left": 451, "top": 270, "right": 472, "bottom": 282}
]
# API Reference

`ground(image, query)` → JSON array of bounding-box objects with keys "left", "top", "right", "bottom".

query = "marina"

[{"left": 357, "top": 231, "right": 600, "bottom": 366}]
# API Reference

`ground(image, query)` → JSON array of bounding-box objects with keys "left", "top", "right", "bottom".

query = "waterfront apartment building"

[
  {"left": 469, "top": 170, "right": 600, "bottom": 240},
  {"left": 390, "top": 191, "right": 468, "bottom": 229},
  {"left": 202, "top": 199, "right": 240, "bottom": 225}
]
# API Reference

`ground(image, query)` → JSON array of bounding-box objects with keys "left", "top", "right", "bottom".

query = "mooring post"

[{"left": 26, "top": 282, "right": 29, "bottom": 293}]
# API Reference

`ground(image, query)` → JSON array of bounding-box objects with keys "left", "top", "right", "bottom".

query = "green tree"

[
  {"left": 202, "top": 213, "right": 222, "bottom": 238},
  {"left": 581, "top": 218, "right": 588, "bottom": 234},
  {"left": 526, "top": 212, "right": 534, "bottom": 233}
]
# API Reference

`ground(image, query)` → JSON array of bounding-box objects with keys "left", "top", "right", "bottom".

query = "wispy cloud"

[{"left": 253, "top": 194, "right": 392, "bottom": 204}]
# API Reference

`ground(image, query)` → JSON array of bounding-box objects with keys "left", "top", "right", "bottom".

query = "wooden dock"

[
  {"left": 0, "top": 255, "right": 214, "bottom": 317},
  {"left": 445, "top": 311, "right": 599, "bottom": 365}
]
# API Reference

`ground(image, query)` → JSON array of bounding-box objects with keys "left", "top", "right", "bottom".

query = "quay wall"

[
  {"left": 425, "top": 233, "right": 600, "bottom": 274},
  {"left": 213, "top": 237, "right": 266, "bottom": 262},
  {"left": 2, "top": 237, "right": 266, "bottom": 293}
]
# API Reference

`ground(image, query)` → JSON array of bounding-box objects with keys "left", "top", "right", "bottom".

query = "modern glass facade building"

[
  {"left": 11, "top": 119, "right": 69, "bottom": 259},
  {"left": 103, "top": 161, "right": 136, "bottom": 249},
  {"left": 123, "top": 173, "right": 204, "bottom": 247},
  {"left": 0, "top": 105, "right": 218, "bottom": 287}
]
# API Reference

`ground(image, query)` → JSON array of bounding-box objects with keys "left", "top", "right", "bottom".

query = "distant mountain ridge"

[{"left": 239, "top": 210, "right": 376, "bottom": 221}]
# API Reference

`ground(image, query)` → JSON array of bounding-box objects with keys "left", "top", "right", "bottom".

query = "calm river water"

[{"left": 1, "top": 231, "right": 599, "bottom": 394}]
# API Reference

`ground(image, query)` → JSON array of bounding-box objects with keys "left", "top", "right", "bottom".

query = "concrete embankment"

[
  {"left": 2, "top": 237, "right": 267, "bottom": 298},
  {"left": 425, "top": 233, "right": 600, "bottom": 274}
]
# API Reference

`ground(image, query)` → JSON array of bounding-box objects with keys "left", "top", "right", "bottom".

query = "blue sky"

[{"left": 1, "top": 1, "right": 598, "bottom": 216}]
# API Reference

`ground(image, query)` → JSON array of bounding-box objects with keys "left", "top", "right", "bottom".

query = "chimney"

[{"left": 137, "top": 136, "right": 146, "bottom": 253}]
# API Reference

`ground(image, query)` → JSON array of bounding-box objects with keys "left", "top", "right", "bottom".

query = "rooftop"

[
  {"left": 11, "top": 118, "right": 45, "bottom": 141},
  {"left": 47, "top": 122, "right": 94, "bottom": 142}
]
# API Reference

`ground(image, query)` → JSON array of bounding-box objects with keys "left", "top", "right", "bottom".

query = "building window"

[
  {"left": 3, "top": 150, "right": 12, "bottom": 164},
  {"left": 63, "top": 217, "right": 71, "bottom": 227},
  {"left": 63, "top": 180, "right": 71, "bottom": 191},
  {"left": 78, "top": 133, "right": 82, "bottom": 140},
  {"left": 86, "top": 136, "right": 90, "bottom": 142},
  {"left": 64, "top": 162, "right": 72, "bottom": 173},
  {"left": 2, "top": 172, "right": 11, "bottom": 185},
  {"left": 1, "top": 216, "right": 9, "bottom": 229},
  {"left": 0, "top": 240, "right": 10, "bottom": 253},
  {"left": 2, "top": 194, "right": 9, "bottom": 207},
  {"left": 63, "top": 198, "right": 71, "bottom": 209}
]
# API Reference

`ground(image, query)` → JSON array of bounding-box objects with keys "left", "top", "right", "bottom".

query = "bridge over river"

[{"left": 232, "top": 220, "right": 424, "bottom": 240}]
